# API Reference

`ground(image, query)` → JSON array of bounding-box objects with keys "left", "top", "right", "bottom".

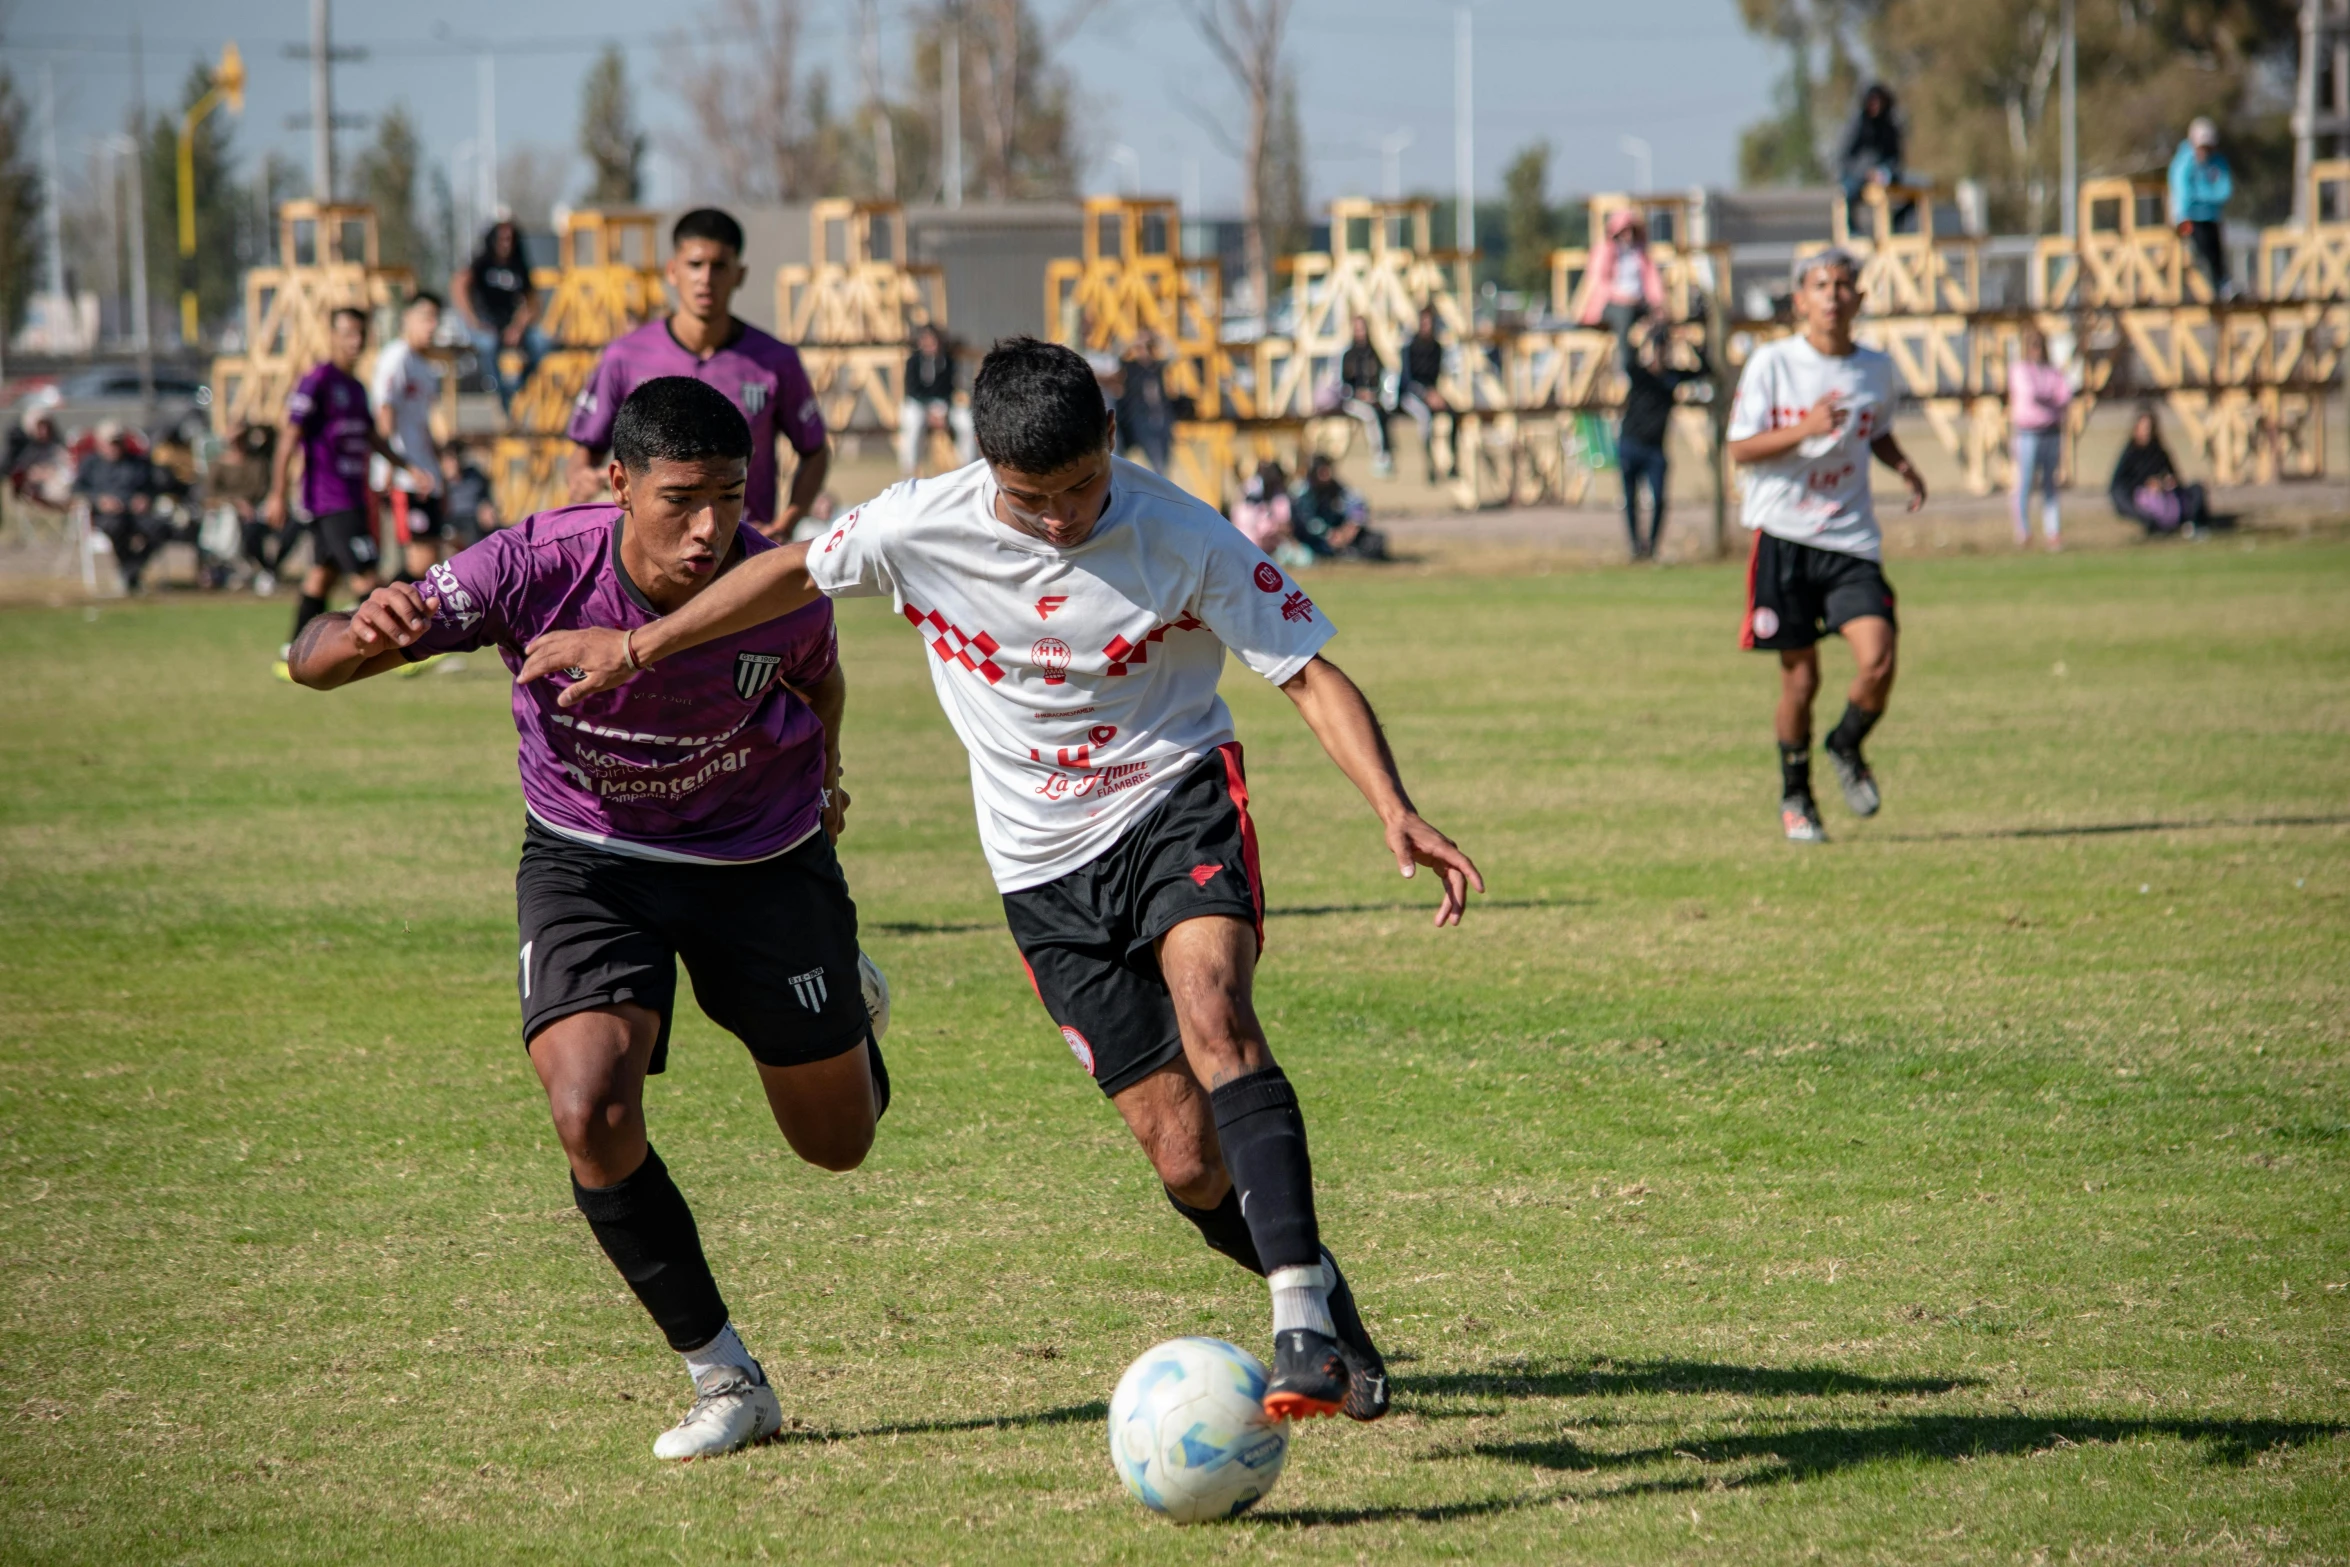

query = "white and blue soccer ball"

[{"left": 1108, "top": 1337, "right": 1291, "bottom": 1523}]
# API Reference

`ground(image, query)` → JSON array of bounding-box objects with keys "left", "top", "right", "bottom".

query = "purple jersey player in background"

[
  {"left": 566, "top": 208, "right": 829, "bottom": 540},
  {"left": 285, "top": 376, "right": 886, "bottom": 1464}
]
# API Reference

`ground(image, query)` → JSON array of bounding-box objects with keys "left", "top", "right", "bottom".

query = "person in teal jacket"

[{"left": 2169, "top": 118, "right": 2235, "bottom": 298}]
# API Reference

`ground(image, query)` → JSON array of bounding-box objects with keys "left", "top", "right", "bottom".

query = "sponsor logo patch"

[
  {"left": 1035, "top": 595, "right": 1068, "bottom": 619},
  {"left": 1279, "top": 589, "right": 1315, "bottom": 623},
  {"left": 741, "top": 382, "right": 770, "bottom": 414},
  {"left": 1189, "top": 863, "right": 1224, "bottom": 887},
  {"left": 734, "top": 650, "right": 784, "bottom": 701},
  {"left": 1060, "top": 1025, "right": 1096, "bottom": 1074},
  {"left": 789, "top": 967, "right": 829, "bottom": 1012},
  {"left": 1032, "top": 637, "right": 1071, "bottom": 685},
  {"left": 1254, "top": 561, "right": 1284, "bottom": 593}
]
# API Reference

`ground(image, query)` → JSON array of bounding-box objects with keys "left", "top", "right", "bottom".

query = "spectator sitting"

[
  {"left": 1399, "top": 307, "right": 1452, "bottom": 485},
  {"left": 1616, "top": 320, "right": 1709, "bottom": 561},
  {"left": 1116, "top": 333, "right": 1174, "bottom": 474},
  {"left": 210, "top": 422, "right": 285, "bottom": 590},
  {"left": 454, "top": 215, "right": 547, "bottom": 417},
  {"left": 1230, "top": 459, "right": 1309, "bottom": 567},
  {"left": 897, "top": 323, "right": 976, "bottom": 476},
  {"left": 1336, "top": 316, "right": 1394, "bottom": 477},
  {"left": 440, "top": 442, "right": 501, "bottom": 545},
  {"left": 1839, "top": 83, "right": 1912, "bottom": 234},
  {"left": 5, "top": 408, "right": 72, "bottom": 512},
  {"left": 73, "top": 421, "right": 164, "bottom": 591},
  {"left": 1290, "top": 454, "right": 1389, "bottom": 561},
  {"left": 1579, "top": 209, "right": 1667, "bottom": 341},
  {"left": 2169, "top": 117, "right": 2236, "bottom": 299},
  {"left": 2109, "top": 407, "right": 2210, "bottom": 536}
]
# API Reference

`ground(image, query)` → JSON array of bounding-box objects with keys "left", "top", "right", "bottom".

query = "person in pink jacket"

[
  {"left": 1579, "top": 209, "right": 1667, "bottom": 339},
  {"left": 2008, "top": 326, "right": 2072, "bottom": 551}
]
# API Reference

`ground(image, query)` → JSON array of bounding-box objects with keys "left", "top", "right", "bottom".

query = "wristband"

[{"left": 620, "top": 626, "right": 641, "bottom": 673}]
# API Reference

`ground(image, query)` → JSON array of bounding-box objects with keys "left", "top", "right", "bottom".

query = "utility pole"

[
  {"left": 284, "top": 1, "right": 365, "bottom": 202},
  {"left": 105, "top": 137, "right": 154, "bottom": 410},
  {"left": 860, "top": 0, "right": 897, "bottom": 200},
  {"left": 177, "top": 43, "right": 246, "bottom": 346},
  {"left": 40, "top": 66, "right": 65, "bottom": 306},
  {"left": 2294, "top": 0, "right": 2350, "bottom": 225},
  {"left": 1378, "top": 128, "right": 1414, "bottom": 201},
  {"left": 943, "top": 9, "right": 964, "bottom": 210},
  {"left": 1452, "top": 4, "right": 1473, "bottom": 252},
  {"left": 478, "top": 56, "right": 499, "bottom": 216},
  {"left": 2059, "top": 0, "right": 2078, "bottom": 238}
]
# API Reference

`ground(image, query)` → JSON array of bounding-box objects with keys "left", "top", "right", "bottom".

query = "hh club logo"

[
  {"left": 741, "top": 382, "right": 770, "bottom": 414},
  {"left": 1032, "top": 637, "right": 1071, "bottom": 685},
  {"left": 790, "top": 967, "right": 829, "bottom": 1012},
  {"left": 734, "top": 650, "right": 784, "bottom": 701},
  {"left": 1060, "top": 1025, "right": 1096, "bottom": 1075},
  {"left": 1035, "top": 595, "right": 1068, "bottom": 618},
  {"left": 1752, "top": 606, "right": 1781, "bottom": 639}
]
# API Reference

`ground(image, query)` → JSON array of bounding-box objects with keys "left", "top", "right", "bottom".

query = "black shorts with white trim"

[
  {"left": 1740, "top": 530, "right": 1897, "bottom": 652},
  {"left": 514, "top": 817, "right": 870, "bottom": 1073},
  {"left": 1002, "top": 743, "right": 1265, "bottom": 1098}
]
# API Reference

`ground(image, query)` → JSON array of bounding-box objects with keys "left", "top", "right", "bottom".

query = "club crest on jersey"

[
  {"left": 734, "top": 650, "right": 783, "bottom": 701},
  {"left": 789, "top": 967, "right": 829, "bottom": 1012},
  {"left": 741, "top": 382, "right": 770, "bottom": 414}
]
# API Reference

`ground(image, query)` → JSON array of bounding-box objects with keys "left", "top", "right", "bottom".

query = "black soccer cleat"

[
  {"left": 1319, "top": 1248, "right": 1390, "bottom": 1422},
  {"left": 1825, "top": 743, "right": 1881, "bottom": 817},
  {"left": 1262, "top": 1328, "right": 1348, "bottom": 1422},
  {"left": 1781, "top": 793, "right": 1828, "bottom": 844}
]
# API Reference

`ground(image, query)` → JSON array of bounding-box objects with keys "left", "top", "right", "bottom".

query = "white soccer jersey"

[
  {"left": 1727, "top": 334, "right": 1898, "bottom": 561},
  {"left": 369, "top": 339, "right": 441, "bottom": 494},
  {"left": 807, "top": 458, "right": 1335, "bottom": 891}
]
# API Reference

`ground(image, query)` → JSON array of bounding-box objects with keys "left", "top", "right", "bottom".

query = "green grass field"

[{"left": 3, "top": 537, "right": 2346, "bottom": 1564}]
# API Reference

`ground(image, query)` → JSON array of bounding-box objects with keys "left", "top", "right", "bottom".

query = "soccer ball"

[
  {"left": 1108, "top": 1337, "right": 1290, "bottom": 1523},
  {"left": 857, "top": 949, "right": 890, "bottom": 1041}
]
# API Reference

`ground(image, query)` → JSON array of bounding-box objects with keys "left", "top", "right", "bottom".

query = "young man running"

[
  {"left": 372, "top": 291, "right": 448, "bottom": 582},
  {"left": 566, "top": 208, "right": 829, "bottom": 542},
  {"left": 266, "top": 307, "right": 433, "bottom": 666},
  {"left": 1726, "top": 250, "right": 1927, "bottom": 843},
  {"left": 505, "top": 338, "right": 1484, "bottom": 1425},
  {"left": 290, "top": 377, "right": 885, "bottom": 1462}
]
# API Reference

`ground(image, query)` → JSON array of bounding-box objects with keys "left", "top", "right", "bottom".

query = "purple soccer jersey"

[
  {"left": 566, "top": 320, "right": 827, "bottom": 526},
  {"left": 403, "top": 503, "right": 838, "bottom": 862},
  {"left": 287, "top": 361, "right": 373, "bottom": 517}
]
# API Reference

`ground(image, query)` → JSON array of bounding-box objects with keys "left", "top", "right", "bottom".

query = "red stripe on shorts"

[
  {"left": 1738, "top": 530, "right": 1762, "bottom": 649},
  {"left": 1216, "top": 741, "right": 1266, "bottom": 951}
]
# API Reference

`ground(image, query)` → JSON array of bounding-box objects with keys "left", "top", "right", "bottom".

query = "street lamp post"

[{"left": 176, "top": 42, "right": 245, "bottom": 345}]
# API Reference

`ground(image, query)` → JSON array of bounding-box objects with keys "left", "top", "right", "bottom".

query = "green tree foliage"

[
  {"left": 579, "top": 45, "right": 646, "bottom": 207},
  {"left": 355, "top": 104, "right": 438, "bottom": 287},
  {"left": 1735, "top": 0, "right": 1876, "bottom": 187},
  {"left": 1500, "top": 140, "right": 1559, "bottom": 298},
  {"left": 0, "top": 65, "right": 40, "bottom": 337},
  {"left": 142, "top": 61, "right": 242, "bottom": 342}
]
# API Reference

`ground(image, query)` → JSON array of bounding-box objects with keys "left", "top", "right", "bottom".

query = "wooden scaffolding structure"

[{"left": 775, "top": 200, "right": 949, "bottom": 438}]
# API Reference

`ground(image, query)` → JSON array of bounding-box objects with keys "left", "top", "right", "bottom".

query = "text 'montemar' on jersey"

[
  {"left": 806, "top": 457, "right": 1335, "bottom": 891},
  {"left": 1727, "top": 334, "right": 1899, "bottom": 562},
  {"left": 402, "top": 503, "right": 838, "bottom": 863}
]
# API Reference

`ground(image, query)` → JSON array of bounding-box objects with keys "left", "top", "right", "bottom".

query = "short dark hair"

[
  {"left": 407, "top": 289, "right": 444, "bottom": 312},
  {"left": 610, "top": 376, "right": 753, "bottom": 475},
  {"left": 672, "top": 207, "right": 745, "bottom": 257},
  {"left": 331, "top": 306, "right": 368, "bottom": 334},
  {"left": 971, "top": 336, "right": 1110, "bottom": 474}
]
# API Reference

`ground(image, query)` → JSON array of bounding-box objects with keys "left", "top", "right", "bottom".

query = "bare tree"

[
  {"left": 859, "top": 0, "right": 897, "bottom": 199},
  {"left": 663, "top": 0, "right": 821, "bottom": 202},
  {"left": 916, "top": 0, "right": 1087, "bottom": 201},
  {"left": 1177, "top": 0, "right": 1294, "bottom": 312}
]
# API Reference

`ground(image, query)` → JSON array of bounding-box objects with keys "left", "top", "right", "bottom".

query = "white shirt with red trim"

[
  {"left": 1727, "top": 334, "right": 1897, "bottom": 561},
  {"left": 807, "top": 457, "right": 1336, "bottom": 892}
]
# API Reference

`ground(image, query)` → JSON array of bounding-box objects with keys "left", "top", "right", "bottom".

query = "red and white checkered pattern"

[
  {"left": 1101, "top": 613, "right": 1205, "bottom": 676},
  {"left": 905, "top": 603, "right": 1005, "bottom": 684}
]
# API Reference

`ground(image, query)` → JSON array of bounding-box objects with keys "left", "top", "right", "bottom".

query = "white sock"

[
  {"left": 681, "top": 1322, "right": 760, "bottom": 1385},
  {"left": 2043, "top": 498, "right": 2061, "bottom": 539},
  {"left": 1269, "top": 1263, "right": 1336, "bottom": 1338}
]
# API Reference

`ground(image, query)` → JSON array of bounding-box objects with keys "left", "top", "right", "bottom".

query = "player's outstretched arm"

[
  {"left": 1870, "top": 433, "right": 1928, "bottom": 511},
  {"left": 514, "top": 541, "right": 823, "bottom": 708},
  {"left": 286, "top": 582, "right": 438, "bottom": 689},
  {"left": 1279, "top": 654, "right": 1484, "bottom": 927}
]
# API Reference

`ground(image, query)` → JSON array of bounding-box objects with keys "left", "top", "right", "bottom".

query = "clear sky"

[{"left": 13, "top": 0, "right": 1781, "bottom": 215}]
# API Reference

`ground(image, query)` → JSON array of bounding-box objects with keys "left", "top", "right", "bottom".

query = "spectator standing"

[
  {"left": 2007, "top": 326, "right": 2071, "bottom": 551},
  {"left": 440, "top": 442, "right": 500, "bottom": 544},
  {"left": 1115, "top": 334, "right": 1174, "bottom": 474},
  {"left": 1399, "top": 307, "right": 1452, "bottom": 485},
  {"left": 2110, "top": 407, "right": 2210, "bottom": 536},
  {"left": 897, "top": 323, "right": 976, "bottom": 475},
  {"left": 73, "top": 421, "right": 162, "bottom": 591},
  {"left": 1616, "top": 321, "right": 1709, "bottom": 562},
  {"left": 1579, "top": 210, "right": 1667, "bottom": 340},
  {"left": 1336, "top": 317, "right": 1394, "bottom": 476},
  {"left": 1839, "top": 84, "right": 1908, "bottom": 234},
  {"left": 454, "top": 218, "right": 546, "bottom": 416},
  {"left": 372, "top": 292, "right": 448, "bottom": 581},
  {"left": 1290, "top": 454, "right": 1389, "bottom": 561},
  {"left": 2169, "top": 118, "right": 2236, "bottom": 298}
]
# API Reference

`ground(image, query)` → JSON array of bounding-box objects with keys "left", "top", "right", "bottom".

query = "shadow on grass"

[
  {"left": 1268, "top": 897, "right": 1592, "bottom": 918},
  {"left": 866, "top": 919, "right": 995, "bottom": 936},
  {"left": 1883, "top": 812, "right": 2350, "bottom": 843},
  {"left": 1403, "top": 1357, "right": 1979, "bottom": 1405},
  {"left": 769, "top": 1399, "right": 1109, "bottom": 1446}
]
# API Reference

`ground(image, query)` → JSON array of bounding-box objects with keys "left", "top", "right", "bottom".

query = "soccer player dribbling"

[
  {"left": 510, "top": 338, "right": 1485, "bottom": 1426},
  {"left": 1726, "top": 249, "right": 1928, "bottom": 842},
  {"left": 565, "top": 208, "right": 830, "bottom": 542},
  {"left": 289, "top": 377, "right": 885, "bottom": 1461}
]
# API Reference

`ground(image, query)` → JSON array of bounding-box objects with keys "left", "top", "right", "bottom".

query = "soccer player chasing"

[
  {"left": 288, "top": 378, "right": 886, "bottom": 1461},
  {"left": 508, "top": 339, "right": 1484, "bottom": 1425},
  {"left": 1726, "top": 250, "right": 1927, "bottom": 843},
  {"left": 566, "top": 209, "right": 830, "bottom": 542}
]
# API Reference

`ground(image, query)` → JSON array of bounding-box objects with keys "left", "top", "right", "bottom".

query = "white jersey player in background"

[
  {"left": 480, "top": 336, "right": 1484, "bottom": 1425},
  {"left": 371, "top": 291, "right": 447, "bottom": 583}
]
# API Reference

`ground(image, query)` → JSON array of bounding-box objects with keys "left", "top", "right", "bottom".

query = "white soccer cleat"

[
  {"left": 652, "top": 1363, "right": 783, "bottom": 1461},
  {"left": 858, "top": 949, "right": 891, "bottom": 1042}
]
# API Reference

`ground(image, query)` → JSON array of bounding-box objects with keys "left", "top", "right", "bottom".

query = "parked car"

[{"left": 5, "top": 364, "right": 213, "bottom": 445}]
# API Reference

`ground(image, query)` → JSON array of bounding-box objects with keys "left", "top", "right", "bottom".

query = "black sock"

[
  {"left": 1780, "top": 743, "right": 1813, "bottom": 801},
  {"left": 570, "top": 1144, "right": 730, "bottom": 1352},
  {"left": 1166, "top": 1184, "right": 1265, "bottom": 1275},
  {"left": 1208, "top": 1066, "right": 1321, "bottom": 1273},
  {"left": 290, "top": 593, "right": 326, "bottom": 642},
  {"left": 1826, "top": 700, "right": 1881, "bottom": 758}
]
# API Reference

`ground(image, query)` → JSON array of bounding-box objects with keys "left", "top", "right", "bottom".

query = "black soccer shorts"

[
  {"left": 1740, "top": 530, "right": 1898, "bottom": 652},
  {"left": 310, "top": 508, "right": 380, "bottom": 577},
  {"left": 389, "top": 489, "right": 446, "bottom": 544},
  {"left": 1001, "top": 743, "right": 1265, "bottom": 1098},
  {"left": 514, "top": 819, "right": 871, "bottom": 1073}
]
